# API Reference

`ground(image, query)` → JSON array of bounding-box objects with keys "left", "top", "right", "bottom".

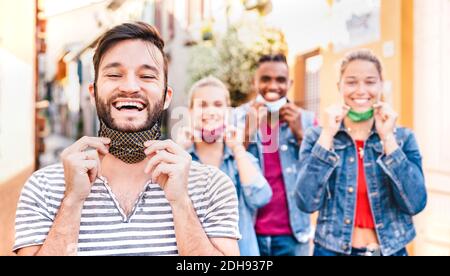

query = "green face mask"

[{"left": 347, "top": 108, "right": 374, "bottom": 122}]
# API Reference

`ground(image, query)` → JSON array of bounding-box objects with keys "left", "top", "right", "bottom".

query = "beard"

[{"left": 95, "top": 89, "right": 165, "bottom": 133}]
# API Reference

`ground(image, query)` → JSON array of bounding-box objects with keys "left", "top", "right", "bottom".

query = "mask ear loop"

[
  {"left": 372, "top": 85, "right": 383, "bottom": 116},
  {"left": 155, "top": 86, "right": 168, "bottom": 139},
  {"left": 339, "top": 85, "right": 351, "bottom": 123},
  {"left": 94, "top": 83, "right": 104, "bottom": 138},
  {"left": 373, "top": 79, "right": 382, "bottom": 106},
  {"left": 338, "top": 81, "right": 348, "bottom": 110}
]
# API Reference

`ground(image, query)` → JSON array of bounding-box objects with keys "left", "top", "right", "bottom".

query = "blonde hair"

[
  {"left": 340, "top": 49, "right": 383, "bottom": 81},
  {"left": 188, "top": 76, "right": 231, "bottom": 108}
]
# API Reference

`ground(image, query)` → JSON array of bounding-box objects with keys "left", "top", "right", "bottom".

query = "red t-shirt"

[
  {"left": 255, "top": 123, "right": 293, "bottom": 236},
  {"left": 355, "top": 140, "right": 376, "bottom": 229}
]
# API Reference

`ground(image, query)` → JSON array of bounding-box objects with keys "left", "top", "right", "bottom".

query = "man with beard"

[{"left": 13, "top": 22, "right": 240, "bottom": 256}]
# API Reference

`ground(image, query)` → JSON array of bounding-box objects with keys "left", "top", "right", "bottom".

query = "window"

[
  {"left": 294, "top": 49, "right": 321, "bottom": 115},
  {"left": 304, "top": 55, "right": 322, "bottom": 115}
]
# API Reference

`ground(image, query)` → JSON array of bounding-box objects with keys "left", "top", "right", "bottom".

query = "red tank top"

[{"left": 355, "top": 140, "right": 375, "bottom": 229}]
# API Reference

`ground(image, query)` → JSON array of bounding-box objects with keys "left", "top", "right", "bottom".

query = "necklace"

[
  {"left": 348, "top": 129, "right": 368, "bottom": 159},
  {"left": 346, "top": 127, "right": 372, "bottom": 134},
  {"left": 357, "top": 145, "right": 365, "bottom": 159},
  {"left": 346, "top": 126, "right": 372, "bottom": 159}
]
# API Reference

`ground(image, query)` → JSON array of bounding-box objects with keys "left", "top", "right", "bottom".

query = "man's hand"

[
  {"left": 60, "top": 136, "right": 110, "bottom": 204},
  {"left": 244, "top": 101, "right": 267, "bottom": 147},
  {"left": 280, "top": 103, "right": 304, "bottom": 142},
  {"left": 144, "top": 140, "right": 238, "bottom": 256},
  {"left": 144, "top": 140, "right": 192, "bottom": 204}
]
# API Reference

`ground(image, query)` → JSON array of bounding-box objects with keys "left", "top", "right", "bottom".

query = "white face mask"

[{"left": 256, "top": 94, "right": 287, "bottom": 113}]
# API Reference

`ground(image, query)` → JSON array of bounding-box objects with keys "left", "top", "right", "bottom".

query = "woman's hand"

[
  {"left": 174, "top": 126, "right": 194, "bottom": 150},
  {"left": 374, "top": 102, "right": 398, "bottom": 140},
  {"left": 225, "top": 126, "right": 245, "bottom": 154},
  {"left": 374, "top": 102, "right": 399, "bottom": 155},
  {"left": 318, "top": 105, "right": 350, "bottom": 150}
]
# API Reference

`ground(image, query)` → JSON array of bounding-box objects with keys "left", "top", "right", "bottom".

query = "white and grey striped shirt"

[{"left": 14, "top": 162, "right": 240, "bottom": 256}]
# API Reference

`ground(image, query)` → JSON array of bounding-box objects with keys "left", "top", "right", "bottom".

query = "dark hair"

[
  {"left": 257, "top": 53, "right": 288, "bottom": 67},
  {"left": 340, "top": 49, "right": 383, "bottom": 81},
  {"left": 93, "top": 21, "right": 168, "bottom": 89}
]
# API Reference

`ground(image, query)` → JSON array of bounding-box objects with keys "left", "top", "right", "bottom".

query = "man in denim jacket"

[{"left": 235, "top": 54, "right": 316, "bottom": 256}]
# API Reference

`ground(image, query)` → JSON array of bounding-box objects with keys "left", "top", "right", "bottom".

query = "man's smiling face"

[{"left": 92, "top": 39, "right": 168, "bottom": 133}]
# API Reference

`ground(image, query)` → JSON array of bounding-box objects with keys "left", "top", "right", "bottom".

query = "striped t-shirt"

[{"left": 14, "top": 162, "right": 240, "bottom": 256}]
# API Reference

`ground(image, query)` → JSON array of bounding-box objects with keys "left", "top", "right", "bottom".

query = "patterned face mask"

[{"left": 98, "top": 120, "right": 162, "bottom": 164}]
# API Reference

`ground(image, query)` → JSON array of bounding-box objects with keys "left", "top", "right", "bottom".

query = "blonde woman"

[
  {"left": 177, "top": 76, "right": 272, "bottom": 256},
  {"left": 296, "top": 50, "right": 427, "bottom": 256}
]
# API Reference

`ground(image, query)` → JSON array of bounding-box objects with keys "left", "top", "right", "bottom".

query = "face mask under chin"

[
  {"left": 347, "top": 108, "right": 374, "bottom": 122},
  {"left": 201, "top": 125, "right": 226, "bottom": 144},
  {"left": 256, "top": 94, "right": 287, "bottom": 113},
  {"left": 98, "top": 119, "right": 162, "bottom": 164}
]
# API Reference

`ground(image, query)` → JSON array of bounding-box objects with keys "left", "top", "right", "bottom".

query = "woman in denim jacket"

[
  {"left": 296, "top": 50, "right": 427, "bottom": 256},
  {"left": 176, "top": 76, "right": 272, "bottom": 256}
]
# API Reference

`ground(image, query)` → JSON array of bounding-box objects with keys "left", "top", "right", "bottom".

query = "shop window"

[{"left": 294, "top": 49, "right": 322, "bottom": 115}]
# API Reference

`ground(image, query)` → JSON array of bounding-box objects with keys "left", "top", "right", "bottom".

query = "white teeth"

[
  {"left": 354, "top": 99, "right": 370, "bottom": 105},
  {"left": 114, "top": 102, "right": 144, "bottom": 110}
]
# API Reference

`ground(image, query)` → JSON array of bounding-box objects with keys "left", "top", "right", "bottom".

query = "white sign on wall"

[{"left": 332, "top": 0, "right": 381, "bottom": 52}]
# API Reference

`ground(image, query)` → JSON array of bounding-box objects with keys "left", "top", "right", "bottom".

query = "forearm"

[
  {"left": 243, "top": 130, "right": 256, "bottom": 150},
  {"left": 297, "top": 142, "right": 339, "bottom": 213},
  {"left": 233, "top": 147, "right": 259, "bottom": 185},
  {"left": 35, "top": 197, "right": 83, "bottom": 256},
  {"left": 171, "top": 197, "right": 224, "bottom": 256},
  {"left": 381, "top": 132, "right": 399, "bottom": 155},
  {"left": 377, "top": 149, "right": 427, "bottom": 215},
  {"left": 317, "top": 131, "right": 334, "bottom": 150}
]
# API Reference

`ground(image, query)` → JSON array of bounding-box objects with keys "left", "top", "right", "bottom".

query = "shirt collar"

[
  {"left": 337, "top": 121, "right": 379, "bottom": 141},
  {"left": 187, "top": 144, "right": 234, "bottom": 162}
]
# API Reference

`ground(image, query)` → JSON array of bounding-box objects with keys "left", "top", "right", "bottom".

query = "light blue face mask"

[{"left": 256, "top": 95, "right": 287, "bottom": 113}]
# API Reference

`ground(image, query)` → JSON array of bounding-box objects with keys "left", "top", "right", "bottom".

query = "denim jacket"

[
  {"left": 234, "top": 104, "right": 316, "bottom": 243},
  {"left": 187, "top": 145, "right": 272, "bottom": 256},
  {"left": 295, "top": 124, "right": 427, "bottom": 256}
]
